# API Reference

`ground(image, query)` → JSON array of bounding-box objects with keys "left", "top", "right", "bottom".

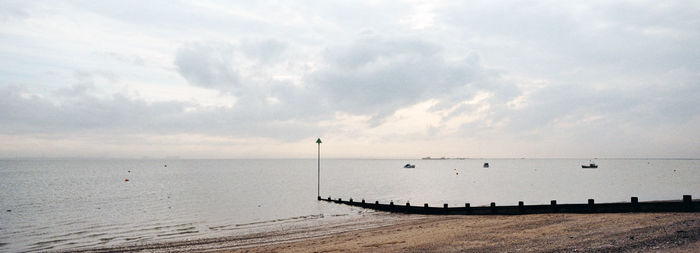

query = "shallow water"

[{"left": 0, "top": 159, "right": 698, "bottom": 252}]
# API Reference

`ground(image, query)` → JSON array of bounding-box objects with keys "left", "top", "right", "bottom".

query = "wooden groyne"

[{"left": 318, "top": 195, "right": 698, "bottom": 215}]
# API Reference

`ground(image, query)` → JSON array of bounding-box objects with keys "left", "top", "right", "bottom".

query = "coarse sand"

[{"left": 220, "top": 212, "right": 699, "bottom": 252}]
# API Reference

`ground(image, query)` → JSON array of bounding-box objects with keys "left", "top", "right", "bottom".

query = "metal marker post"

[{"left": 316, "top": 138, "right": 322, "bottom": 199}]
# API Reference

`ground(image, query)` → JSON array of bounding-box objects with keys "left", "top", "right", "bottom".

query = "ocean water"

[{"left": 0, "top": 158, "right": 698, "bottom": 252}]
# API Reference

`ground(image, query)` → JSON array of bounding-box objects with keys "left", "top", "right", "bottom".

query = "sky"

[{"left": 0, "top": 0, "right": 699, "bottom": 159}]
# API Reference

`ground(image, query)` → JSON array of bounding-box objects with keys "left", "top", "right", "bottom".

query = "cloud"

[
  {"left": 175, "top": 42, "right": 242, "bottom": 91},
  {"left": 174, "top": 35, "right": 521, "bottom": 125},
  {"left": 0, "top": 0, "right": 30, "bottom": 21},
  {"left": 1, "top": 1, "right": 699, "bottom": 158}
]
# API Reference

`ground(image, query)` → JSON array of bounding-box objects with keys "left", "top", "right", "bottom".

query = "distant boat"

[
  {"left": 483, "top": 162, "right": 489, "bottom": 168},
  {"left": 404, "top": 164, "right": 415, "bottom": 168},
  {"left": 582, "top": 161, "right": 598, "bottom": 169}
]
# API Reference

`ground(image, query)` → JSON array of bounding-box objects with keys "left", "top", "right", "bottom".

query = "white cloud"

[{"left": 0, "top": 0, "right": 698, "bottom": 158}]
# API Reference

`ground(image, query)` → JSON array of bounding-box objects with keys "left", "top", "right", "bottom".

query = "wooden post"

[
  {"left": 683, "top": 195, "right": 693, "bottom": 211},
  {"left": 519, "top": 201, "right": 525, "bottom": 214},
  {"left": 316, "top": 138, "right": 322, "bottom": 199}
]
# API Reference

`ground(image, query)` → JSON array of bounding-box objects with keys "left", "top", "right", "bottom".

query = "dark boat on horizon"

[{"left": 582, "top": 162, "right": 598, "bottom": 169}]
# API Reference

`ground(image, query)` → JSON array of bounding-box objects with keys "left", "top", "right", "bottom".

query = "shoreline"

[{"left": 80, "top": 212, "right": 700, "bottom": 252}]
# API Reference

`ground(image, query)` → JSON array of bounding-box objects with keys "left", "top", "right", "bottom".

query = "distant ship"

[
  {"left": 582, "top": 161, "right": 598, "bottom": 169},
  {"left": 421, "top": 157, "right": 466, "bottom": 160},
  {"left": 483, "top": 162, "right": 489, "bottom": 168},
  {"left": 404, "top": 164, "right": 415, "bottom": 168}
]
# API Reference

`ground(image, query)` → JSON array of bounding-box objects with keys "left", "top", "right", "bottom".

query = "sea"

[{"left": 1, "top": 158, "right": 698, "bottom": 252}]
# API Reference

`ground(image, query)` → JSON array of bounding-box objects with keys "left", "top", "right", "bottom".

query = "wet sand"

[
  {"left": 88, "top": 212, "right": 699, "bottom": 252},
  {"left": 222, "top": 213, "right": 699, "bottom": 253}
]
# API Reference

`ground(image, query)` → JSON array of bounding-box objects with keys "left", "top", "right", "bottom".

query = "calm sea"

[{"left": 0, "top": 159, "right": 698, "bottom": 252}]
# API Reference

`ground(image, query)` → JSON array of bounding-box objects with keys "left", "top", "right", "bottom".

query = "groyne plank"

[{"left": 319, "top": 196, "right": 698, "bottom": 215}]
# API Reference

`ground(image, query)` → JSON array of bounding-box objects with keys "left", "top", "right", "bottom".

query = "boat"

[
  {"left": 581, "top": 161, "right": 598, "bottom": 169},
  {"left": 404, "top": 164, "right": 415, "bottom": 168},
  {"left": 483, "top": 162, "right": 489, "bottom": 168}
]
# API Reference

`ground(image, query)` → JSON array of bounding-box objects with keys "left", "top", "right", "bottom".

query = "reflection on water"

[{"left": 0, "top": 159, "right": 698, "bottom": 252}]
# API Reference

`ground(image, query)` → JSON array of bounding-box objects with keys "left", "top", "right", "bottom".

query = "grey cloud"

[
  {"left": 438, "top": 1, "right": 700, "bottom": 78},
  {"left": 309, "top": 36, "right": 512, "bottom": 123},
  {"left": 240, "top": 39, "right": 288, "bottom": 64},
  {"left": 0, "top": 85, "right": 183, "bottom": 134},
  {"left": 174, "top": 36, "right": 521, "bottom": 128},
  {"left": 173, "top": 40, "right": 328, "bottom": 128},
  {"left": 0, "top": 84, "right": 320, "bottom": 141},
  {"left": 174, "top": 40, "right": 291, "bottom": 94},
  {"left": 175, "top": 43, "right": 241, "bottom": 91},
  {"left": 495, "top": 78, "right": 700, "bottom": 137},
  {"left": 3, "top": 0, "right": 698, "bottom": 158},
  {"left": 0, "top": 0, "right": 30, "bottom": 21}
]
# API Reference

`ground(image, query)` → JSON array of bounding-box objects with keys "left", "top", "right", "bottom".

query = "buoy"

[
  {"left": 128, "top": 170, "right": 131, "bottom": 173},
  {"left": 456, "top": 172, "right": 459, "bottom": 175},
  {"left": 125, "top": 178, "right": 129, "bottom": 182},
  {"left": 164, "top": 164, "right": 167, "bottom": 167}
]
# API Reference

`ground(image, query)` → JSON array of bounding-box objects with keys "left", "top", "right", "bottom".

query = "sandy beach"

[
  {"left": 93, "top": 212, "right": 700, "bottom": 252},
  {"left": 219, "top": 212, "right": 699, "bottom": 253}
]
